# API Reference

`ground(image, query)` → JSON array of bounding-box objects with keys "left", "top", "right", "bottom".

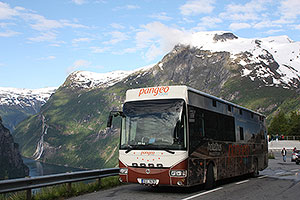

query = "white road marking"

[
  {"left": 258, "top": 175, "right": 268, "bottom": 179},
  {"left": 291, "top": 169, "right": 299, "bottom": 172},
  {"left": 276, "top": 172, "right": 285, "bottom": 175},
  {"left": 235, "top": 180, "right": 249, "bottom": 185},
  {"left": 181, "top": 187, "right": 223, "bottom": 200}
]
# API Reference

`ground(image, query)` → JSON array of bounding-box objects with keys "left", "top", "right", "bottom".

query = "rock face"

[{"left": 0, "top": 116, "right": 29, "bottom": 179}]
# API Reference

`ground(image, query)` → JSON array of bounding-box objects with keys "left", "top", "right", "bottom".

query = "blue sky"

[{"left": 0, "top": 0, "right": 300, "bottom": 89}]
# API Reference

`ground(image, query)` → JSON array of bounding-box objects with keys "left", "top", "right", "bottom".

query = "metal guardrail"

[
  {"left": 0, "top": 168, "right": 119, "bottom": 199},
  {"left": 269, "top": 135, "right": 300, "bottom": 141}
]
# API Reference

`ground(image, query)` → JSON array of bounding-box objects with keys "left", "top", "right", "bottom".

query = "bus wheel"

[
  {"left": 251, "top": 159, "right": 259, "bottom": 177},
  {"left": 205, "top": 164, "right": 215, "bottom": 190}
]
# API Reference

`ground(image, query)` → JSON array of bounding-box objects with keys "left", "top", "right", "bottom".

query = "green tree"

[
  {"left": 268, "top": 110, "right": 289, "bottom": 136},
  {"left": 288, "top": 111, "right": 300, "bottom": 136}
]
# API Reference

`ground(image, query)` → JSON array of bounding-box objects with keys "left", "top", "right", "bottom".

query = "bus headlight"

[
  {"left": 120, "top": 168, "right": 128, "bottom": 175},
  {"left": 170, "top": 170, "right": 187, "bottom": 177}
]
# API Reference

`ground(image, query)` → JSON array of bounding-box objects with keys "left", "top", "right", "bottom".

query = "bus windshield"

[{"left": 121, "top": 99, "right": 186, "bottom": 151}]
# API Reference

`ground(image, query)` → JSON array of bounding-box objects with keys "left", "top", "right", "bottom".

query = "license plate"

[{"left": 137, "top": 178, "right": 159, "bottom": 185}]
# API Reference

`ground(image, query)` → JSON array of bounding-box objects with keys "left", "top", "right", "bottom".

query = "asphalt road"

[{"left": 70, "top": 151, "right": 300, "bottom": 200}]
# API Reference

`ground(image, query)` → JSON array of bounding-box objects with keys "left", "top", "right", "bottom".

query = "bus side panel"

[{"left": 187, "top": 156, "right": 205, "bottom": 186}]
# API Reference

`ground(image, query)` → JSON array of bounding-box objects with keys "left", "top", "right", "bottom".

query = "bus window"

[
  {"left": 228, "top": 105, "right": 232, "bottom": 112},
  {"left": 240, "top": 127, "right": 244, "bottom": 140},
  {"left": 200, "top": 108, "right": 235, "bottom": 142},
  {"left": 188, "top": 106, "right": 205, "bottom": 152},
  {"left": 121, "top": 99, "right": 187, "bottom": 150},
  {"left": 212, "top": 99, "right": 217, "bottom": 107}
]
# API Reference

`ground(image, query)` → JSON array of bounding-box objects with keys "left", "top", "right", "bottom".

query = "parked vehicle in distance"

[
  {"left": 296, "top": 156, "right": 300, "bottom": 165},
  {"left": 291, "top": 150, "right": 300, "bottom": 162}
]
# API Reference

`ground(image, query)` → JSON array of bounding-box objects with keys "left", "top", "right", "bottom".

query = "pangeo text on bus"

[{"left": 138, "top": 86, "right": 169, "bottom": 97}]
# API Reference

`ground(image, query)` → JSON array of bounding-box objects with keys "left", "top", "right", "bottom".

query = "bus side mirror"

[{"left": 107, "top": 111, "right": 124, "bottom": 128}]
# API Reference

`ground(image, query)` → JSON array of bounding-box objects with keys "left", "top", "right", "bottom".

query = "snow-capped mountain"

[
  {"left": 66, "top": 64, "right": 154, "bottom": 89},
  {"left": 0, "top": 87, "right": 56, "bottom": 132},
  {"left": 11, "top": 32, "right": 300, "bottom": 170},
  {"left": 0, "top": 87, "right": 57, "bottom": 107},
  {"left": 176, "top": 32, "right": 300, "bottom": 88},
  {"left": 64, "top": 32, "right": 300, "bottom": 90}
]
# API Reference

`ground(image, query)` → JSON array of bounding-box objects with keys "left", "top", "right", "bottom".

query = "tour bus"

[{"left": 107, "top": 85, "right": 268, "bottom": 188}]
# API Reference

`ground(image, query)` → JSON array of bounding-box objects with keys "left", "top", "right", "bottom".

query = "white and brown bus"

[{"left": 107, "top": 85, "right": 268, "bottom": 188}]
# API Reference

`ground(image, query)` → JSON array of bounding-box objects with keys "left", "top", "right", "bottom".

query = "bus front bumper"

[{"left": 119, "top": 167, "right": 187, "bottom": 186}]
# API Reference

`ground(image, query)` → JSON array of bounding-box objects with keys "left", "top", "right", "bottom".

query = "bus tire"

[
  {"left": 251, "top": 159, "right": 259, "bottom": 177},
  {"left": 205, "top": 164, "right": 215, "bottom": 190}
]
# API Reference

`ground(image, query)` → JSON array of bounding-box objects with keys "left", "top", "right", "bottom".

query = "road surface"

[{"left": 70, "top": 151, "right": 300, "bottom": 200}]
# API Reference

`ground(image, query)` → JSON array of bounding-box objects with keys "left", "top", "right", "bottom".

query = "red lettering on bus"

[
  {"left": 138, "top": 86, "right": 170, "bottom": 97},
  {"left": 227, "top": 144, "right": 250, "bottom": 163},
  {"left": 141, "top": 151, "right": 155, "bottom": 156}
]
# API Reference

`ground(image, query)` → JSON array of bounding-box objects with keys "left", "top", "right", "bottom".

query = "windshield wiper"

[
  {"left": 124, "top": 145, "right": 175, "bottom": 154},
  {"left": 125, "top": 145, "right": 133, "bottom": 154},
  {"left": 144, "top": 144, "right": 176, "bottom": 154},
  {"left": 164, "top": 149, "right": 175, "bottom": 154}
]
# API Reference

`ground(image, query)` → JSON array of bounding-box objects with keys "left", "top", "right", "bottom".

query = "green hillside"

[{"left": 13, "top": 46, "right": 300, "bottom": 169}]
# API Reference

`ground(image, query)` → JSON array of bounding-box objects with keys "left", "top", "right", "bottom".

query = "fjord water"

[{"left": 22, "top": 157, "right": 84, "bottom": 177}]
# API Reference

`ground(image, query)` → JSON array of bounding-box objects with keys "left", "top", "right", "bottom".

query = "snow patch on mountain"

[
  {"left": 0, "top": 87, "right": 57, "bottom": 107},
  {"left": 179, "top": 32, "right": 300, "bottom": 88},
  {"left": 68, "top": 64, "right": 155, "bottom": 89}
]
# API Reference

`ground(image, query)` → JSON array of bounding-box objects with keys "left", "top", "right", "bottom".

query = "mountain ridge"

[
  {"left": 12, "top": 31, "right": 300, "bottom": 169},
  {"left": 0, "top": 87, "right": 56, "bottom": 132}
]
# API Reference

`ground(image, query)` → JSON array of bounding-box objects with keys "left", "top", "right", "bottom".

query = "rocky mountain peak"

[
  {"left": 64, "top": 70, "right": 133, "bottom": 90},
  {"left": 213, "top": 32, "right": 238, "bottom": 42}
]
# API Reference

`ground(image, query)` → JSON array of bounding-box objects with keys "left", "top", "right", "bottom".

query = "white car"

[{"left": 291, "top": 150, "right": 300, "bottom": 162}]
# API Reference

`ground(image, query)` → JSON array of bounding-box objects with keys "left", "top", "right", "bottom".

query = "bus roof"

[{"left": 125, "top": 85, "right": 265, "bottom": 118}]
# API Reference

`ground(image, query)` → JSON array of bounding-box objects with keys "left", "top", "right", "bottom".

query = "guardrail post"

[
  {"left": 98, "top": 178, "right": 102, "bottom": 189},
  {"left": 67, "top": 182, "right": 72, "bottom": 193},
  {"left": 26, "top": 189, "right": 31, "bottom": 200}
]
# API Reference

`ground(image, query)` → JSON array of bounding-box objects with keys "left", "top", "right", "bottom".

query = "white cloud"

[
  {"left": 279, "top": 0, "right": 300, "bottom": 20},
  {"left": 113, "top": 4, "right": 140, "bottom": 11},
  {"left": 225, "top": 0, "right": 268, "bottom": 13},
  {"left": 0, "top": 30, "right": 20, "bottom": 37},
  {"left": 197, "top": 16, "right": 222, "bottom": 28},
  {"left": 0, "top": 2, "right": 88, "bottom": 43},
  {"left": 264, "top": 29, "right": 284, "bottom": 35},
  {"left": 272, "top": 18, "right": 294, "bottom": 24},
  {"left": 253, "top": 20, "right": 281, "bottom": 29},
  {"left": 229, "top": 22, "right": 251, "bottom": 31},
  {"left": 72, "top": 0, "right": 87, "bottom": 5},
  {"left": 180, "top": 0, "right": 215, "bottom": 16},
  {"left": 0, "top": 22, "right": 16, "bottom": 28},
  {"left": 220, "top": 0, "right": 270, "bottom": 21},
  {"left": 103, "top": 31, "right": 129, "bottom": 45},
  {"left": 67, "top": 59, "right": 91, "bottom": 74},
  {"left": 294, "top": 24, "right": 300, "bottom": 30},
  {"left": 91, "top": 46, "right": 110, "bottom": 53},
  {"left": 38, "top": 56, "right": 56, "bottom": 60},
  {"left": 28, "top": 32, "right": 57, "bottom": 42},
  {"left": 0, "top": 2, "right": 19, "bottom": 19},
  {"left": 135, "top": 22, "right": 190, "bottom": 61},
  {"left": 149, "top": 12, "right": 172, "bottom": 21},
  {"left": 24, "top": 13, "right": 88, "bottom": 31},
  {"left": 26, "top": 13, "right": 63, "bottom": 31},
  {"left": 110, "top": 23, "right": 125, "bottom": 29},
  {"left": 72, "top": 37, "right": 93, "bottom": 43}
]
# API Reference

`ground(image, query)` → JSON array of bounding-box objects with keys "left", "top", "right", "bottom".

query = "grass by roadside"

[
  {"left": 268, "top": 152, "right": 275, "bottom": 159},
  {"left": 0, "top": 176, "right": 121, "bottom": 200}
]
